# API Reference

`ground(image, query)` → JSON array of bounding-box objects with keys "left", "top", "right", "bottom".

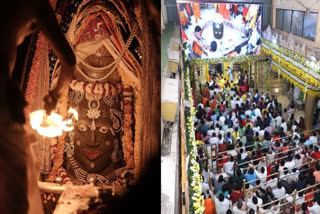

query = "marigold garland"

[
  {"left": 24, "top": 33, "right": 46, "bottom": 117},
  {"left": 122, "top": 85, "right": 134, "bottom": 169},
  {"left": 184, "top": 67, "right": 205, "bottom": 214},
  {"left": 48, "top": 132, "right": 67, "bottom": 182}
]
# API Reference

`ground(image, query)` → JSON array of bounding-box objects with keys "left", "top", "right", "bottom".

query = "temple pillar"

[{"left": 304, "top": 93, "right": 316, "bottom": 131}]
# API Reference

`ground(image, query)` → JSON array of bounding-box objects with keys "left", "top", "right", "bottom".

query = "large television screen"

[{"left": 177, "top": 2, "right": 262, "bottom": 60}]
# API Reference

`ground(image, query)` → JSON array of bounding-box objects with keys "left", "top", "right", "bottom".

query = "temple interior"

[{"left": 162, "top": 0, "right": 320, "bottom": 214}]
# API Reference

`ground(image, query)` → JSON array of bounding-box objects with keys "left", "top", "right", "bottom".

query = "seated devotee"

[
  {"left": 272, "top": 182, "right": 286, "bottom": 199},
  {"left": 311, "top": 146, "right": 320, "bottom": 160},
  {"left": 229, "top": 184, "right": 244, "bottom": 205},
  {"left": 245, "top": 166, "right": 258, "bottom": 186},
  {"left": 232, "top": 200, "right": 247, "bottom": 214},
  {"left": 247, "top": 195, "right": 262, "bottom": 212},
  {"left": 223, "top": 156, "right": 235, "bottom": 177},
  {"left": 214, "top": 175, "right": 226, "bottom": 194},
  {"left": 203, "top": 193, "right": 216, "bottom": 214},
  {"left": 215, "top": 193, "right": 231, "bottom": 214},
  {"left": 216, "top": 183, "right": 230, "bottom": 198},
  {"left": 309, "top": 198, "right": 320, "bottom": 214}
]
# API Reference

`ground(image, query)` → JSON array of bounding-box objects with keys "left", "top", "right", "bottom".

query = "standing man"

[{"left": 227, "top": 66, "right": 233, "bottom": 83}]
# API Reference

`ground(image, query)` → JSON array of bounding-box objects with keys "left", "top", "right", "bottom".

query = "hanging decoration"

[
  {"left": 262, "top": 38, "right": 320, "bottom": 96},
  {"left": 189, "top": 54, "right": 260, "bottom": 67},
  {"left": 184, "top": 67, "right": 205, "bottom": 214}
]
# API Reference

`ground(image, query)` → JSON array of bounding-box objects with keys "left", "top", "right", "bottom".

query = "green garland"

[
  {"left": 184, "top": 67, "right": 205, "bottom": 214},
  {"left": 262, "top": 38, "right": 320, "bottom": 74}
]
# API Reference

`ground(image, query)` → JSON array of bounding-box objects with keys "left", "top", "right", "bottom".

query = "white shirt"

[
  {"left": 205, "top": 120, "right": 213, "bottom": 128},
  {"left": 285, "top": 193, "right": 293, "bottom": 202},
  {"left": 280, "top": 173, "right": 291, "bottom": 182},
  {"left": 294, "top": 158, "right": 303, "bottom": 167},
  {"left": 255, "top": 108, "right": 262, "bottom": 118},
  {"left": 310, "top": 136, "right": 318, "bottom": 145},
  {"left": 202, "top": 182, "right": 210, "bottom": 198},
  {"left": 259, "top": 208, "right": 274, "bottom": 214},
  {"left": 247, "top": 197, "right": 262, "bottom": 211},
  {"left": 276, "top": 116, "right": 282, "bottom": 127},
  {"left": 232, "top": 206, "right": 246, "bottom": 214},
  {"left": 285, "top": 172, "right": 295, "bottom": 183},
  {"left": 255, "top": 170, "right": 267, "bottom": 184},
  {"left": 202, "top": 169, "right": 214, "bottom": 184},
  {"left": 284, "top": 160, "right": 295, "bottom": 171},
  {"left": 226, "top": 128, "right": 234, "bottom": 135},
  {"left": 209, "top": 137, "right": 219, "bottom": 146},
  {"left": 245, "top": 110, "right": 252, "bottom": 117},
  {"left": 219, "top": 117, "right": 226, "bottom": 127},
  {"left": 229, "top": 90, "right": 236, "bottom": 98},
  {"left": 309, "top": 202, "right": 320, "bottom": 214},
  {"left": 241, "top": 152, "right": 248, "bottom": 160},
  {"left": 268, "top": 178, "right": 278, "bottom": 190},
  {"left": 295, "top": 194, "right": 304, "bottom": 205},
  {"left": 218, "top": 138, "right": 224, "bottom": 144},
  {"left": 223, "top": 161, "right": 234, "bottom": 174},
  {"left": 215, "top": 197, "right": 231, "bottom": 214},
  {"left": 197, "top": 103, "right": 204, "bottom": 109},
  {"left": 236, "top": 100, "right": 241, "bottom": 107},
  {"left": 292, "top": 124, "right": 297, "bottom": 132},
  {"left": 252, "top": 126, "right": 260, "bottom": 133},
  {"left": 209, "top": 90, "right": 214, "bottom": 99},
  {"left": 281, "top": 122, "right": 287, "bottom": 133},
  {"left": 259, "top": 130, "right": 265, "bottom": 138},
  {"left": 227, "top": 150, "right": 238, "bottom": 158},
  {"left": 207, "top": 129, "right": 215, "bottom": 136},
  {"left": 272, "top": 187, "right": 286, "bottom": 199},
  {"left": 317, "top": 99, "right": 320, "bottom": 108}
]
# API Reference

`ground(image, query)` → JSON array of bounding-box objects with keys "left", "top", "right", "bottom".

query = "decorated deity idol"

[
  {"left": 46, "top": 0, "right": 138, "bottom": 186},
  {"left": 65, "top": 80, "right": 131, "bottom": 185}
]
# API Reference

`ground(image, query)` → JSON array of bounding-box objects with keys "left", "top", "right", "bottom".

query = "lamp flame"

[{"left": 30, "top": 108, "right": 78, "bottom": 138}]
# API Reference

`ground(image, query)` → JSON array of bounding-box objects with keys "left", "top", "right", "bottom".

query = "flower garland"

[
  {"left": 122, "top": 85, "right": 134, "bottom": 169},
  {"left": 184, "top": 67, "right": 205, "bottom": 214},
  {"left": 262, "top": 38, "right": 320, "bottom": 74},
  {"left": 48, "top": 132, "right": 67, "bottom": 182},
  {"left": 48, "top": 85, "right": 70, "bottom": 183},
  {"left": 188, "top": 54, "right": 260, "bottom": 67},
  {"left": 24, "top": 32, "right": 46, "bottom": 116}
]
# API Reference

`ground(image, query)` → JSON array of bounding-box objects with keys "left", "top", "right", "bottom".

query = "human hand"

[
  {"left": 43, "top": 91, "right": 59, "bottom": 115},
  {"left": 1, "top": 0, "right": 75, "bottom": 122},
  {"left": 3, "top": 0, "right": 75, "bottom": 67}
]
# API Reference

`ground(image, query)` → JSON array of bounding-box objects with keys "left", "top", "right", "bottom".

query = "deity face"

[{"left": 72, "top": 93, "right": 123, "bottom": 174}]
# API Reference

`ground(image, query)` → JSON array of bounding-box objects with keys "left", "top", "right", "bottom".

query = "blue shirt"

[
  {"left": 198, "top": 124, "right": 209, "bottom": 135},
  {"left": 217, "top": 189, "right": 229, "bottom": 198},
  {"left": 244, "top": 172, "right": 257, "bottom": 186},
  {"left": 210, "top": 114, "right": 217, "bottom": 123},
  {"left": 305, "top": 139, "right": 313, "bottom": 146}
]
